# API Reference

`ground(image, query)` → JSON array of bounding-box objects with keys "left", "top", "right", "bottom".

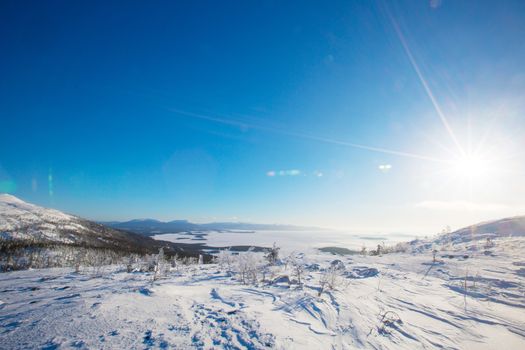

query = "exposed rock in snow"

[
  {"left": 271, "top": 275, "right": 291, "bottom": 285},
  {"left": 345, "top": 266, "right": 379, "bottom": 279},
  {"left": 329, "top": 259, "right": 345, "bottom": 270}
]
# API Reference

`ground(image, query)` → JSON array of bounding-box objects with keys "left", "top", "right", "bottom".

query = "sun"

[{"left": 452, "top": 154, "right": 488, "bottom": 180}]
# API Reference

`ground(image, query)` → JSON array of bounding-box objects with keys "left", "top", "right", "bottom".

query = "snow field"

[{"left": 0, "top": 237, "right": 524, "bottom": 349}]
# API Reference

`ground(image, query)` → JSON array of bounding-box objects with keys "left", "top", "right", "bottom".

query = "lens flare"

[{"left": 48, "top": 168, "right": 54, "bottom": 197}]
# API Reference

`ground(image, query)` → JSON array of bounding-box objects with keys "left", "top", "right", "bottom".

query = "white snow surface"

[{"left": 1, "top": 238, "right": 524, "bottom": 349}]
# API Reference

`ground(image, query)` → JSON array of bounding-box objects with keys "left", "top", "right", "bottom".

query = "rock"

[
  {"left": 330, "top": 260, "right": 345, "bottom": 270},
  {"left": 345, "top": 267, "right": 379, "bottom": 279},
  {"left": 271, "top": 275, "right": 291, "bottom": 284},
  {"left": 305, "top": 263, "right": 321, "bottom": 271}
]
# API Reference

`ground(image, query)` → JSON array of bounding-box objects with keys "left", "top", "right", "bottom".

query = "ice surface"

[{"left": 153, "top": 230, "right": 419, "bottom": 252}]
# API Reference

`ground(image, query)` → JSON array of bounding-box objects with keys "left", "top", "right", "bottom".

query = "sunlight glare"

[{"left": 451, "top": 154, "right": 489, "bottom": 181}]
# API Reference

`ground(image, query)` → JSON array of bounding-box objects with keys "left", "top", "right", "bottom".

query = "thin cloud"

[
  {"left": 429, "top": 0, "right": 442, "bottom": 9},
  {"left": 378, "top": 164, "right": 392, "bottom": 173},
  {"left": 415, "top": 200, "right": 524, "bottom": 212},
  {"left": 267, "top": 169, "right": 302, "bottom": 177},
  {"left": 168, "top": 108, "right": 447, "bottom": 163},
  {"left": 313, "top": 170, "right": 323, "bottom": 177}
]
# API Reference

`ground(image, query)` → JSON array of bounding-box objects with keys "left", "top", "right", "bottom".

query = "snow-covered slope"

[
  {"left": 443, "top": 216, "right": 525, "bottom": 243},
  {"left": 404, "top": 215, "right": 525, "bottom": 253},
  {"left": 0, "top": 194, "right": 206, "bottom": 257},
  {"left": 0, "top": 194, "right": 83, "bottom": 243}
]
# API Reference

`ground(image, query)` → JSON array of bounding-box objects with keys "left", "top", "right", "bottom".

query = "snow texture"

[{"left": 1, "top": 237, "right": 524, "bottom": 349}]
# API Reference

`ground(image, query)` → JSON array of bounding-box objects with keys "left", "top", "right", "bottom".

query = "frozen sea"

[{"left": 153, "top": 230, "right": 424, "bottom": 251}]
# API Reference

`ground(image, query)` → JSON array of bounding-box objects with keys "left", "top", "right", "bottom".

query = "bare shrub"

[
  {"left": 378, "top": 311, "right": 403, "bottom": 335},
  {"left": 289, "top": 254, "right": 305, "bottom": 285},
  {"left": 318, "top": 265, "right": 346, "bottom": 296}
]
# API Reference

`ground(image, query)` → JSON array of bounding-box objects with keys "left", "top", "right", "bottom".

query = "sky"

[{"left": 1, "top": 0, "right": 525, "bottom": 234}]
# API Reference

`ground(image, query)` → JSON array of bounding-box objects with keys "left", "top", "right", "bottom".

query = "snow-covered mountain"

[
  {"left": 0, "top": 194, "right": 205, "bottom": 256},
  {"left": 1, "top": 194, "right": 85, "bottom": 243}
]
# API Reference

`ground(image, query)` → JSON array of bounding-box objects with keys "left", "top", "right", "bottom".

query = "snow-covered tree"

[
  {"left": 265, "top": 242, "right": 280, "bottom": 265},
  {"left": 217, "top": 248, "right": 233, "bottom": 271},
  {"left": 153, "top": 248, "right": 167, "bottom": 281},
  {"left": 236, "top": 249, "right": 261, "bottom": 284}
]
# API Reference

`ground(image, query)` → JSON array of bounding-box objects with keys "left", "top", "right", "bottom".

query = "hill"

[
  {"left": 0, "top": 194, "right": 208, "bottom": 261},
  {"left": 435, "top": 215, "right": 525, "bottom": 245}
]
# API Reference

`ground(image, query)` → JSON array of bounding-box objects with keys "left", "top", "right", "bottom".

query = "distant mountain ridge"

[{"left": 102, "top": 218, "right": 321, "bottom": 235}]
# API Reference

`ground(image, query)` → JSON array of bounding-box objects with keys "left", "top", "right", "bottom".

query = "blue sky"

[{"left": 1, "top": 1, "right": 525, "bottom": 233}]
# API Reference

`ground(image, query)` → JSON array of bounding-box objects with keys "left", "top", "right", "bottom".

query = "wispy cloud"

[
  {"left": 267, "top": 169, "right": 301, "bottom": 177},
  {"left": 415, "top": 200, "right": 523, "bottom": 212},
  {"left": 429, "top": 0, "right": 442, "bottom": 10},
  {"left": 168, "top": 108, "right": 447, "bottom": 163},
  {"left": 378, "top": 164, "right": 392, "bottom": 173}
]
